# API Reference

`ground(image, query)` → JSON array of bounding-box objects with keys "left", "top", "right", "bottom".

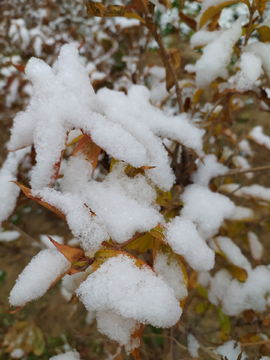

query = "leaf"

[
  {"left": 93, "top": 249, "right": 155, "bottom": 272},
  {"left": 195, "top": 302, "right": 208, "bottom": 314},
  {"left": 256, "top": 25, "right": 270, "bottom": 42},
  {"left": 241, "top": 332, "right": 261, "bottom": 343},
  {"left": 193, "top": 88, "right": 203, "bottom": 106},
  {"left": 217, "top": 306, "right": 231, "bottom": 341},
  {"left": 10, "top": 57, "right": 26, "bottom": 73},
  {"left": 254, "top": 0, "right": 268, "bottom": 15},
  {"left": 130, "top": 324, "right": 144, "bottom": 360},
  {"left": 179, "top": 11, "right": 197, "bottom": 31},
  {"left": 158, "top": 0, "right": 172, "bottom": 10},
  {"left": 243, "top": 309, "right": 255, "bottom": 323},
  {"left": 149, "top": 226, "right": 166, "bottom": 242},
  {"left": 3, "top": 321, "right": 45, "bottom": 357},
  {"left": 13, "top": 182, "right": 66, "bottom": 221},
  {"left": 86, "top": 2, "right": 145, "bottom": 23},
  {"left": 73, "top": 134, "right": 101, "bottom": 173},
  {"left": 227, "top": 263, "right": 248, "bottom": 282},
  {"left": 0, "top": 269, "right": 7, "bottom": 282},
  {"left": 199, "top": 0, "right": 250, "bottom": 28},
  {"left": 164, "top": 48, "right": 181, "bottom": 92},
  {"left": 66, "top": 134, "right": 84, "bottom": 146},
  {"left": 123, "top": 232, "right": 155, "bottom": 253},
  {"left": 48, "top": 236, "right": 94, "bottom": 274}
]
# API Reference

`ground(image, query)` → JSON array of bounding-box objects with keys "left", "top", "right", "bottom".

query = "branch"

[
  {"left": 214, "top": 164, "right": 270, "bottom": 178},
  {"left": 138, "top": 0, "right": 183, "bottom": 113}
]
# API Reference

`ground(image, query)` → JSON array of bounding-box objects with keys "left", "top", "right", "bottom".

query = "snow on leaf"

[
  {"left": 73, "top": 135, "right": 101, "bottom": 172},
  {"left": 13, "top": 182, "right": 66, "bottom": 221}
]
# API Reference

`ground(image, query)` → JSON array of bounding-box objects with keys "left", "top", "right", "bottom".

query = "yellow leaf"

[
  {"left": 228, "top": 263, "right": 248, "bottom": 282},
  {"left": 256, "top": 25, "right": 270, "bottom": 42},
  {"left": 254, "top": 0, "right": 268, "bottom": 15},
  {"left": 86, "top": 2, "right": 145, "bottom": 23},
  {"left": 193, "top": 88, "right": 203, "bottom": 106},
  {"left": 123, "top": 232, "right": 155, "bottom": 253},
  {"left": 199, "top": 0, "right": 250, "bottom": 28},
  {"left": 130, "top": 324, "right": 144, "bottom": 360},
  {"left": 195, "top": 302, "right": 208, "bottom": 313}
]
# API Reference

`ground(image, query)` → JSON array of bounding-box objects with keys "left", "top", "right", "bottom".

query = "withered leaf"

[
  {"left": 73, "top": 134, "right": 101, "bottom": 173},
  {"left": 164, "top": 48, "right": 181, "bottom": 92},
  {"left": 86, "top": 2, "right": 145, "bottom": 23},
  {"left": 130, "top": 324, "right": 144, "bottom": 360},
  {"left": 179, "top": 11, "right": 197, "bottom": 31}
]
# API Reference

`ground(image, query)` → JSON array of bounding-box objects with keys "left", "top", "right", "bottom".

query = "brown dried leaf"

[
  {"left": 10, "top": 57, "right": 26, "bottom": 73},
  {"left": 254, "top": 0, "right": 268, "bottom": 15},
  {"left": 86, "top": 2, "right": 145, "bottom": 22},
  {"left": 179, "top": 11, "right": 197, "bottom": 31},
  {"left": 47, "top": 236, "right": 85, "bottom": 262},
  {"left": 73, "top": 134, "right": 101, "bottom": 173},
  {"left": 13, "top": 182, "right": 66, "bottom": 221}
]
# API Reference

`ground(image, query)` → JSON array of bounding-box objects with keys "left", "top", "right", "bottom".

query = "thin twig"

[
  {"left": 214, "top": 164, "right": 270, "bottom": 178},
  {"left": 241, "top": 339, "right": 270, "bottom": 347},
  {"left": 203, "top": 100, "right": 228, "bottom": 145},
  {"left": 143, "top": 333, "right": 187, "bottom": 351},
  {"left": 199, "top": 96, "right": 225, "bottom": 128},
  {"left": 138, "top": 0, "right": 183, "bottom": 113}
]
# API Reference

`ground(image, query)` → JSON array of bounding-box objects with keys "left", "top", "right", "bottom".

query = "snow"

[
  {"left": 32, "top": 187, "right": 109, "bottom": 252},
  {"left": 40, "top": 234, "right": 64, "bottom": 249},
  {"left": 49, "top": 350, "right": 81, "bottom": 360},
  {"left": 9, "top": 249, "right": 71, "bottom": 306},
  {"left": 10, "top": 349, "right": 25, "bottom": 359},
  {"left": 191, "top": 154, "right": 228, "bottom": 186},
  {"left": 154, "top": 251, "right": 188, "bottom": 300},
  {"left": 0, "top": 147, "right": 31, "bottom": 226},
  {"left": 215, "top": 341, "right": 246, "bottom": 360},
  {"left": 249, "top": 125, "right": 270, "bottom": 150},
  {"left": 243, "top": 42, "right": 270, "bottom": 80},
  {"left": 228, "top": 206, "right": 255, "bottom": 221},
  {"left": 187, "top": 334, "right": 200, "bottom": 358},
  {"left": 208, "top": 265, "right": 270, "bottom": 315},
  {"left": 220, "top": 184, "right": 270, "bottom": 202},
  {"left": 191, "top": 16, "right": 245, "bottom": 88},
  {"left": 0, "top": 230, "right": 20, "bottom": 242},
  {"left": 164, "top": 217, "right": 215, "bottom": 271},
  {"left": 180, "top": 184, "right": 235, "bottom": 239},
  {"left": 190, "top": 29, "right": 225, "bottom": 49},
  {"left": 248, "top": 231, "right": 263, "bottom": 261},
  {"left": 76, "top": 254, "right": 181, "bottom": 350},
  {"left": 225, "top": 52, "right": 262, "bottom": 93},
  {"left": 239, "top": 139, "right": 254, "bottom": 156},
  {"left": 215, "top": 236, "right": 251, "bottom": 271}
]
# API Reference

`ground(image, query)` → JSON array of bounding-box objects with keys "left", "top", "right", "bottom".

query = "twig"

[
  {"left": 199, "top": 96, "right": 225, "bottom": 128},
  {"left": 138, "top": 0, "right": 183, "bottom": 113},
  {"left": 203, "top": 100, "right": 228, "bottom": 145},
  {"left": 199, "top": 343, "right": 221, "bottom": 360},
  {"left": 241, "top": 339, "right": 270, "bottom": 347},
  {"left": 214, "top": 164, "right": 270, "bottom": 178},
  {"left": 143, "top": 333, "right": 187, "bottom": 351}
]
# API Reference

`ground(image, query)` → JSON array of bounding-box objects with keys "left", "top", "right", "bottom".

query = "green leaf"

[
  {"left": 0, "top": 269, "right": 7, "bottom": 282},
  {"left": 217, "top": 306, "right": 231, "bottom": 340},
  {"left": 197, "top": 285, "right": 208, "bottom": 299}
]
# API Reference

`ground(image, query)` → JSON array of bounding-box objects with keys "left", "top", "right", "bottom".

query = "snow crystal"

[
  {"left": 154, "top": 251, "right": 188, "bottom": 300},
  {"left": 0, "top": 147, "right": 31, "bottom": 226},
  {"left": 164, "top": 216, "right": 215, "bottom": 271},
  {"left": 181, "top": 184, "right": 235, "bottom": 239},
  {"left": 215, "top": 236, "right": 251, "bottom": 271},
  {"left": 9, "top": 249, "right": 70, "bottom": 306},
  {"left": 0, "top": 230, "right": 20, "bottom": 242},
  {"left": 49, "top": 350, "right": 81, "bottom": 360},
  {"left": 215, "top": 341, "right": 246, "bottom": 360},
  {"left": 191, "top": 154, "right": 228, "bottom": 186},
  {"left": 249, "top": 125, "right": 270, "bottom": 150},
  {"left": 76, "top": 255, "right": 181, "bottom": 339},
  {"left": 187, "top": 334, "right": 200, "bottom": 358},
  {"left": 193, "top": 17, "right": 244, "bottom": 88},
  {"left": 248, "top": 231, "right": 263, "bottom": 261}
]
